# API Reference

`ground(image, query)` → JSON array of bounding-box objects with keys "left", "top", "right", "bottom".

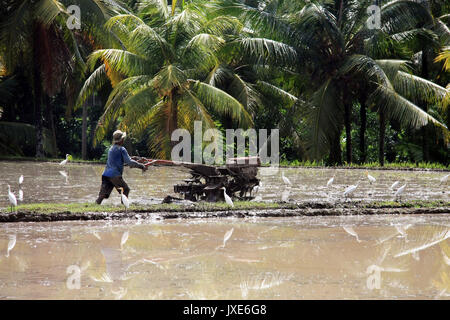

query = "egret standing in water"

[
  {"left": 7, "top": 185, "right": 17, "bottom": 213},
  {"left": 343, "top": 181, "right": 360, "bottom": 200},
  {"left": 394, "top": 184, "right": 406, "bottom": 201},
  {"left": 19, "top": 175, "right": 24, "bottom": 185},
  {"left": 440, "top": 173, "right": 449, "bottom": 184},
  {"left": 365, "top": 171, "right": 376, "bottom": 184},
  {"left": 327, "top": 174, "right": 335, "bottom": 187},
  {"left": 222, "top": 187, "right": 234, "bottom": 207},
  {"left": 118, "top": 187, "right": 130, "bottom": 212},
  {"left": 281, "top": 172, "right": 292, "bottom": 186},
  {"left": 59, "top": 154, "right": 70, "bottom": 166},
  {"left": 251, "top": 185, "right": 259, "bottom": 197}
]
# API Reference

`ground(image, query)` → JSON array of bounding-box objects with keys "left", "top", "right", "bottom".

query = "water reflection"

[{"left": 0, "top": 215, "right": 448, "bottom": 299}]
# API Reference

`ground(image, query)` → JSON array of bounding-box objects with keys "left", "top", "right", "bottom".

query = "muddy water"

[
  {"left": 0, "top": 215, "right": 449, "bottom": 299},
  {"left": 0, "top": 161, "right": 448, "bottom": 207}
]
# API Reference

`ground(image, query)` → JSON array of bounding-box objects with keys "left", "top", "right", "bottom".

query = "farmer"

[{"left": 96, "top": 130, "right": 147, "bottom": 204}]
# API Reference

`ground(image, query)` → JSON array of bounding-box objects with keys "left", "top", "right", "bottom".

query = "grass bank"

[
  {"left": 0, "top": 200, "right": 448, "bottom": 223},
  {"left": 0, "top": 156, "right": 448, "bottom": 171}
]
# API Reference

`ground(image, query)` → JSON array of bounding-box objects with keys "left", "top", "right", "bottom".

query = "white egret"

[
  {"left": 19, "top": 175, "right": 24, "bottom": 185},
  {"left": 18, "top": 189, "right": 23, "bottom": 202},
  {"left": 390, "top": 181, "right": 400, "bottom": 190},
  {"left": 252, "top": 185, "right": 260, "bottom": 196},
  {"left": 222, "top": 187, "right": 234, "bottom": 207},
  {"left": 7, "top": 185, "right": 17, "bottom": 213},
  {"left": 118, "top": 187, "right": 130, "bottom": 212},
  {"left": 365, "top": 171, "right": 376, "bottom": 184},
  {"left": 327, "top": 174, "right": 335, "bottom": 187},
  {"left": 440, "top": 173, "right": 449, "bottom": 184},
  {"left": 394, "top": 184, "right": 406, "bottom": 201},
  {"left": 343, "top": 181, "right": 360, "bottom": 199},
  {"left": 59, "top": 154, "right": 70, "bottom": 166},
  {"left": 281, "top": 172, "right": 292, "bottom": 186}
]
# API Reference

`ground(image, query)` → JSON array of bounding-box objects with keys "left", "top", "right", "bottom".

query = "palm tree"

[
  {"left": 382, "top": 0, "right": 450, "bottom": 162},
  {"left": 77, "top": 1, "right": 266, "bottom": 158},
  {"left": 0, "top": 0, "right": 127, "bottom": 157},
  {"left": 228, "top": 0, "right": 449, "bottom": 165}
]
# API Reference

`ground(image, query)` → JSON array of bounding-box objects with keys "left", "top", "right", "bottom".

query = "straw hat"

[{"left": 112, "top": 130, "right": 127, "bottom": 143}]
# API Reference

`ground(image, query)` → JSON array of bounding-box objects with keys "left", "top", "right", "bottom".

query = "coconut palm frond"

[
  {"left": 370, "top": 83, "right": 447, "bottom": 130},
  {"left": 303, "top": 80, "right": 344, "bottom": 160},
  {"left": 381, "top": 0, "right": 433, "bottom": 35},
  {"left": 75, "top": 65, "right": 108, "bottom": 111},
  {"left": 190, "top": 80, "right": 253, "bottom": 128},
  {"left": 393, "top": 71, "right": 449, "bottom": 106},
  {"left": 87, "top": 49, "right": 148, "bottom": 77}
]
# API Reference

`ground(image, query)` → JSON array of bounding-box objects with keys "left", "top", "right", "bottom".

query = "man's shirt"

[{"left": 103, "top": 144, "right": 141, "bottom": 177}]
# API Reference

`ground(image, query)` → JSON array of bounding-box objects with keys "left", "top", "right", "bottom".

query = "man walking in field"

[{"left": 96, "top": 130, "right": 147, "bottom": 204}]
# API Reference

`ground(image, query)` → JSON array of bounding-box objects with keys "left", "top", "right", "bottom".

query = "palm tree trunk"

[
  {"left": 379, "top": 111, "right": 386, "bottom": 166},
  {"left": 168, "top": 91, "right": 178, "bottom": 151},
  {"left": 33, "top": 23, "right": 44, "bottom": 158},
  {"left": 45, "top": 96, "right": 58, "bottom": 158},
  {"left": 359, "top": 101, "right": 367, "bottom": 164},
  {"left": 328, "top": 132, "right": 342, "bottom": 165},
  {"left": 344, "top": 102, "right": 352, "bottom": 163},
  {"left": 82, "top": 101, "right": 87, "bottom": 160},
  {"left": 421, "top": 49, "right": 430, "bottom": 162}
]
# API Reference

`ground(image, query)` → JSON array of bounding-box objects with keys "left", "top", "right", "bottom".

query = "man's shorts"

[{"left": 98, "top": 175, "right": 130, "bottom": 199}]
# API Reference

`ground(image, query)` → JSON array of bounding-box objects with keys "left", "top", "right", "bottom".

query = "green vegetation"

[
  {"left": 0, "top": 0, "right": 448, "bottom": 166},
  {"left": 2, "top": 200, "right": 448, "bottom": 215}
]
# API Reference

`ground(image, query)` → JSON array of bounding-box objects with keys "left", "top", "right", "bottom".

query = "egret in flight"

[
  {"left": 365, "top": 171, "right": 376, "bottom": 184},
  {"left": 7, "top": 185, "right": 17, "bottom": 213},
  {"left": 281, "top": 172, "right": 292, "bottom": 186},
  {"left": 59, "top": 154, "right": 70, "bottom": 166},
  {"left": 390, "top": 181, "right": 400, "bottom": 190},
  {"left": 222, "top": 187, "right": 234, "bottom": 207}
]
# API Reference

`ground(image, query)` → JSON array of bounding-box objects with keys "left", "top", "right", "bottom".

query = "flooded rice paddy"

[
  {"left": 0, "top": 161, "right": 449, "bottom": 299},
  {"left": 0, "top": 215, "right": 449, "bottom": 299},
  {"left": 0, "top": 161, "right": 448, "bottom": 206}
]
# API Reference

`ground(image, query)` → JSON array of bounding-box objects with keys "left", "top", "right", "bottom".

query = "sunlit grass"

[
  {"left": 1, "top": 156, "right": 448, "bottom": 170},
  {"left": 278, "top": 160, "right": 449, "bottom": 170}
]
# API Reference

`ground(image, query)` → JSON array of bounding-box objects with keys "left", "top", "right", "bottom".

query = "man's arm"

[{"left": 121, "top": 148, "right": 147, "bottom": 170}]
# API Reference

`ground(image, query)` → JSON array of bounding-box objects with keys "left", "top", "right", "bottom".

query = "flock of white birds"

[
  {"left": 5, "top": 154, "right": 72, "bottom": 212},
  {"left": 5, "top": 157, "right": 450, "bottom": 212},
  {"left": 280, "top": 170, "right": 449, "bottom": 202}
]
